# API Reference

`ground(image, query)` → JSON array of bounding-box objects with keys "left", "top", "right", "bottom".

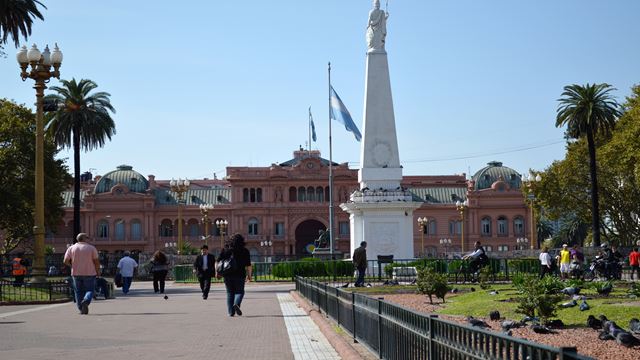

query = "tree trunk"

[
  {"left": 73, "top": 127, "right": 81, "bottom": 243},
  {"left": 586, "top": 130, "right": 600, "bottom": 247}
]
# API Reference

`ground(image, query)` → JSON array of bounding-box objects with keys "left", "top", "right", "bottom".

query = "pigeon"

[
  {"left": 504, "top": 330, "right": 513, "bottom": 336},
  {"left": 521, "top": 316, "right": 540, "bottom": 324},
  {"left": 587, "top": 315, "right": 602, "bottom": 329},
  {"left": 531, "top": 324, "right": 555, "bottom": 334},
  {"left": 545, "top": 319, "right": 565, "bottom": 329},
  {"left": 599, "top": 331, "right": 615, "bottom": 341},
  {"left": 602, "top": 320, "right": 640, "bottom": 347},
  {"left": 579, "top": 300, "right": 590, "bottom": 311},
  {"left": 341, "top": 283, "right": 350, "bottom": 288},
  {"left": 489, "top": 291, "right": 499, "bottom": 296},
  {"left": 572, "top": 294, "right": 582, "bottom": 301},
  {"left": 629, "top": 318, "right": 640, "bottom": 334},
  {"left": 489, "top": 310, "right": 500, "bottom": 321},
  {"left": 561, "top": 287, "right": 580, "bottom": 296},
  {"left": 599, "top": 314, "right": 609, "bottom": 323},
  {"left": 597, "top": 283, "right": 613, "bottom": 296},
  {"left": 470, "top": 287, "right": 476, "bottom": 292},
  {"left": 560, "top": 300, "right": 577, "bottom": 308},
  {"left": 164, "top": 295, "right": 168, "bottom": 300},
  {"left": 450, "top": 288, "right": 459, "bottom": 294},
  {"left": 467, "top": 316, "right": 489, "bottom": 328},
  {"left": 366, "top": 283, "right": 372, "bottom": 288},
  {"left": 501, "top": 320, "right": 522, "bottom": 331}
]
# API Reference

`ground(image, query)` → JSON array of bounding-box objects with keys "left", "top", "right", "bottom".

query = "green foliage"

[
  {"left": 508, "top": 258, "right": 540, "bottom": 274},
  {"left": 511, "top": 272, "right": 529, "bottom": 289},
  {"left": 628, "top": 282, "right": 640, "bottom": 298},
  {"left": 0, "top": 0, "right": 45, "bottom": 48},
  {"left": 513, "top": 275, "right": 562, "bottom": 322},
  {"left": 416, "top": 266, "right": 450, "bottom": 304},
  {"left": 478, "top": 266, "right": 493, "bottom": 289},
  {"left": 538, "top": 275, "right": 565, "bottom": 294},
  {"left": 0, "top": 99, "right": 70, "bottom": 255},
  {"left": 178, "top": 242, "right": 198, "bottom": 255},
  {"left": 564, "top": 278, "right": 586, "bottom": 289},
  {"left": 272, "top": 258, "right": 351, "bottom": 279},
  {"left": 592, "top": 280, "right": 613, "bottom": 295},
  {"left": 44, "top": 246, "right": 55, "bottom": 256}
]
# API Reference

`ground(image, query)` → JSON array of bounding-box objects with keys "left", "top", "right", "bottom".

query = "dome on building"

[
  {"left": 471, "top": 161, "right": 521, "bottom": 190},
  {"left": 94, "top": 165, "right": 149, "bottom": 194}
]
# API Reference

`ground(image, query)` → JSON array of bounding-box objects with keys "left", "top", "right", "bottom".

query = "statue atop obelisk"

[{"left": 341, "top": 1, "right": 421, "bottom": 261}]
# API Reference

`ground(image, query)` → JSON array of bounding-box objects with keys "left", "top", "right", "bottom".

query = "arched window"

[
  {"left": 316, "top": 187, "right": 324, "bottom": 203},
  {"left": 497, "top": 216, "right": 508, "bottom": 236},
  {"left": 298, "top": 187, "right": 306, "bottom": 202},
  {"left": 289, "top": 187, "right": 297, "bottom": 202},
  {"left": 448, "top": 220, "right": 461, "bottom": 235},
  {"left": 248, "top": 218, "right": 259, "bottom": 235},
  {"left": 131, "top": 219, "right": 142, "bottom": 240},
  {"left": 306, "top": 186, "right": 315, "bottom": 202},
  {"left": 97, "top": 219, "right": 109, "bottom": 239},
  {"left": 114, "top": 219, "right": 125, "bottom": 240},
  {"left": 243, "top": 188, "right": 249, "bottom": 203},
  {"left": 188, "top": 219, "right": 200, "bottom": 237},
  {"left": 325, "top": 186, "right": 330, "bottom": 202},
  {"left": 513, "top": 217, "right": 524, "bottom": 236},
  {"left": 250, "top": 188, "right": 256, "bottom": 202},
  {"left": 256, "top": 188, "right": 262, "bottom": 202},
  {"left": 481, "top": 217, "right": 492, "bottom": 236},
  {"left": 422, "top": 218, "right": 437, "bottom": 236},
  {"left": 160, "top": 219, "right": 173, "bottom": 237}
]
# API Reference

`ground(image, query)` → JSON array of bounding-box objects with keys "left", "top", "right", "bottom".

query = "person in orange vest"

[{"left": 12, "top": 252, "right": 29, "bottom": 287}]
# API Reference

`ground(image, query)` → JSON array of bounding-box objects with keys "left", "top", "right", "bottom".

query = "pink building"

[{"left": 48, "top": 150, "right": 531, "bottom": 258}]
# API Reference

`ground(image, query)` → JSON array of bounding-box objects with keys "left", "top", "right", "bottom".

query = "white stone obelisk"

[{"left": 341, "top": 0, "right": 421, "bottom": 262}]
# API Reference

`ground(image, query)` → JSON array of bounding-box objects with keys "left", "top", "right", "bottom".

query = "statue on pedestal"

[
  {"left": 314, "top": 229, "right": 330, "bottom": 249},
  {"left": 366, "top": 0, "right": 388, "bottom": 52}
]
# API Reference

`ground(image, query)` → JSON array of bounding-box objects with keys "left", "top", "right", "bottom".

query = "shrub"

[
  {"left": 324, "top": 260, "right": 354, "bottom": 277},
  {"left": 511, "top": 272, "right": 530, "bottom": 289},
  {"left": 628, "top": 282, "right": 640, "bottom": 298},
  {"left": 508, "top": 258, "right": 540, "bottom": 275},
  {"left": 478, "top": 266, "right": 493, "bottom": 289},
  {"left": 416, "top": 266, "right": 450, "bottom": 304},
  {"left": 538, "top": 275, "right": 565, "bottom": 294},
  {"left": 514, "top": 275, "right": 562, "bottom": 322}
]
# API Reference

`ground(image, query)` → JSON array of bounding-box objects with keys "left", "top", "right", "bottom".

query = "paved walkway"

[{"left": 0, "top": 282, "right": 341, "bottom": 360}]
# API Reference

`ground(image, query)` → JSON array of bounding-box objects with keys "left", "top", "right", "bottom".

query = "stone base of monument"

[{"left": 312, "top": 248, "right": 343, "bottom": 260}]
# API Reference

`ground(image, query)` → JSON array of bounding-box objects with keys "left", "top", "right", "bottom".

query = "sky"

[{"left": 1, "top": 0, "right": 639, "bottom": 181}]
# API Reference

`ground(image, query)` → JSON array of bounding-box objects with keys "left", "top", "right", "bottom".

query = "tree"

[
  {"left": 556, "top": 83, "right": 622, "bottom": 246},
  {"left": 0, "top": 0, "right": 46, "bottom": 57},
  {"left": 0, "top": 99, "right": 69, "bottom": 254},
  {"left": 45, "top": 78, "right": 116, "bottom": 241}
]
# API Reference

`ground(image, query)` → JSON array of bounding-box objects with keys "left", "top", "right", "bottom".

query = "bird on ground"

[
  {"left": 597, "top": 283, "right": 613, "bottom": 296},
  {"left": 587, "top": 315, "right": 602, "bottom": 329},
  {"left": 531, "top": 324, "right": 555, "bottom": 334},
  {"left": 629, "top": 318, "right": 640, "bottom": 334},
  {"left": 489, "top": 310, "right": 500, "bottom": 321},
  {"left": 164, "top": 295, "right": 168, "bottom": 300},
  {"left": 341, "top": 283, "right": 350, "bottom": 288},
  {"left": 450, "top": 288, "right": 458, "bottom": 294},
  {"left": 467, "top": 316, "right": 489, "bottom": 328},
  {"left": 560, "top": 300, "right": 577, "bottom": 308},
  {"left": 579, "top": 300, "right": 590, "bottom": 311},
  {"left": 521, "top": 316, "right": 540, "bottom": 324},
  {"left": 561, "top": 287, "right": 581, "bottom": 296},
  {"left": 501, "top": 320, "right": 522, "bottom": 331},
  {"left": 545, "top": 319, "right": 565, "bottom": 329}
]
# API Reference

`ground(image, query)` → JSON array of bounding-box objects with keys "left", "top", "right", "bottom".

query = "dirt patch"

[{"left": 382, "top": 293, "right": 640, "bottom": 360}]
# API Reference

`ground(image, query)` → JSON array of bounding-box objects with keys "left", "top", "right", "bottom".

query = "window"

[
  {"left": 485, "top": 245, "right": 493, "bottom": 252},
  {"left": 250, "top": 188, "right": 256, "bottom": 202},
  {"left": 189, "top": 222, "right": 200, "bottom": 237},
  {"left": 316, "top": 187, "right": 324, "bottom": 203},
  {"left": 325, "top": 186, "right": 330, "bottom": 202},
  {"left": 297, "top": 187, "right": 306, "bottom": 202},
  {"left": 248, "top": 218, "right": 259, "bottom": 235},
  {"left": 243, "top": 188, "right": 249, "bottom": 203},
  {"left": 339, "top": 221, "right": 350, "bottom": 236},
  {"left": 497, "top": 216, "right": 508, "bottom": 236},
  {"left": 257, "top": 188, "right": 262, "bottom": 202},
  {"left": 289, "top": 187, "right": 297, "bottom": 202},
  {"left": 498, "top": 245, "right": 509, "bottom": 252},
  {"left": 131, "top": 219, "right": 142, "bottom": 240},
  {"left": 422, "top": 219, "right": 436, "bottom": 235},
  {"left": 448, "top": 220, "right": 461, "bottom": 235},
  {"left": 274, "top": 222, "right": 285, "bottom": 236},
  {"left": 481, "top": 217, "right": 491, "bottom": 236},
  {"left": 160, "top": 219, "right": 173, "bottom": 237},
  {"left": 513, "top": 217, "right": 524, "bottom": 236},
  {"left": 243, "top": 188, "right": 263, "bottom": 203},
  {"left": 115, "top": 219, "right": 125, "bottom": 240},
  {"left": 97, "top": 220, "right": 109, "bottom": 239}
]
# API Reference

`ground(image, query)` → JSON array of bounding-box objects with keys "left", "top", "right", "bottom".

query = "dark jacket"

[
  {"left": 193, "top": 254, "right": 216, "bottom": 278},
  {"left": 352, "top": 246, "right": 367, "bottom": 270},
  {"left": 218, "top": 247, "right": 251, "bottom": 278}
]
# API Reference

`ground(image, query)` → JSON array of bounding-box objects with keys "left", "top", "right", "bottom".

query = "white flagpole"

[
  {"left": 308, "top": 106, "right": 312, "bottom": 154},
  {"left": 328, "top": 62, "right": 334, "bottom": 256}
]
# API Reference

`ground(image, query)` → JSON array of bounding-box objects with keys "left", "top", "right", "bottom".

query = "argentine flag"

[
  {"left": 309, "top": 107, "right": 317, "bottom": 142},
  {"left": 330, "top": 86, "right": 362, "bottom": 142}
]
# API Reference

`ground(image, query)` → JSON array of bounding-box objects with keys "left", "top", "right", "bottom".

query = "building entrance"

[{"left": 295, "top": 220, "right": 326, "bottom": 255}]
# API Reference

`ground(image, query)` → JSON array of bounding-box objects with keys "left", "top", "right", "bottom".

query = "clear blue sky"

[{"left": 1, "top": 0, "right": 638, "bottom": 180}]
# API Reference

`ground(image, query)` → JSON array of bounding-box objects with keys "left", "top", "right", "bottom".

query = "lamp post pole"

[
  {"left": 522, "top": 173, "right": 541, "bottom": 249},
  {"left": 199, "top": 204, "right": 213, "bottom": 248},
  {"left": 439, "top": 238, "right": 451, "bottom": 258},
  {"left": 17, "top": 44, "right": 63, "bottom": 282},
  {"left": 216, "top": 219, "right": 228, "bottom": 250},
  {"left": 456, "top": 200, "right": 469, "bottom": 253},
  {"left": 516, "top": 237, "right": 529, "bottom": 251},
  {"left": 260, "top": 239, "right": 272, "bottom": 261},
  {"left": 170, "top": 178, "right": 190, "bottom": 254},
  {"left": 417, "top": 217, "right": 426, "bottom": 258}
]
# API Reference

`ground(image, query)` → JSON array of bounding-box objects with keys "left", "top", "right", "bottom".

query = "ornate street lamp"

[
  {"left": 17, "top": 44, "right": 63, "bottom": 282},
  {"left": 417, "top": 217, "right": 427, "bottom": 257},
  {"left": 439, "top": 238, "right": 452, "bottom": 258},
  {"left": 522, "top": 173, "right": 542, "bottom": 249},
  {"left": 216, "top": 219, "right": 228, "bottom": 250},
  {"left": 516, "top": 237, "right": 529, "bottom": 250},
  {"left": 170, "top": 178, "right": 190, "bottom": 254},
  {"left": 456, "top": 199, "right": 469, "bottom": 253},
  {"left": 260, "top": 239, "right": 272, "bottom": 260},
  {"left": 199, "top": 204, "right": 214, "bottom": 247}
]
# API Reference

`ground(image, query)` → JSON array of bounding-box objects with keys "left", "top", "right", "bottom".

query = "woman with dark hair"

[
  {"left": 216, "top": 233, "right": 252, "bottom": 316},
  {"left": 150, "top": 250, "right": 169, "bottom": 294}
]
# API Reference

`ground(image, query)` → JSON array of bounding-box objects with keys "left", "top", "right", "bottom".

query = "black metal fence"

[
  {"left": 0, "top": 279, "right": 72, "bottom": 303},
  {"left": 296, "top": 277, "right": 594, "bottom": 360}
]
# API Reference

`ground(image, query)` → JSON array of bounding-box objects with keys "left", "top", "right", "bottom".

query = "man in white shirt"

[
  {"left": 117, "top": 251, "right": 138, "bottom": 294},
  {"left": 539, "top": 246, "right": 553, "bottom": 278}
]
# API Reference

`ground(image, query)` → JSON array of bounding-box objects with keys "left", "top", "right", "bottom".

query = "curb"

[{"left": 290, "top": 290, "right": 365, "bottom": 360}]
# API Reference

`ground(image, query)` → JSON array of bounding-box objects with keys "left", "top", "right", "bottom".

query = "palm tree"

[
  {"left": 556, "top": 83, "right": 621, "bottom": 247},
  {"left": 45, "top": 79, "right": 116, "bottom": 241},
  {"left": 0, "top": 0, "right": 45, "bottom": 54}
]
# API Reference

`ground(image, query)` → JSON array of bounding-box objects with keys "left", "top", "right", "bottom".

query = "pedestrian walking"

[
  {"left": 216, "top": 233, "right": 252, "bottom": 316},
  {"left": 352, "top": 241, "right": 367, "bottom": 287},
  {"left": 63, "top": 233, "right": 100, "bottom": 315},
  {"left": 116, "top": 251, "right": 138, "bottom": 294},
  {"left": 150, "top": 250, "right": 170, "bottom": 294},
  {"left": 539, "top": 246, "right": 553, "bottom": 278},
  {"left": 193, "top": 245, "right": 216, "bottom": 300},
  {"left": 629, "top": 247, "right": 639, "bottom": 281},
  {"left": 11, "top": 252, "right": 29, "bottom": 287}
]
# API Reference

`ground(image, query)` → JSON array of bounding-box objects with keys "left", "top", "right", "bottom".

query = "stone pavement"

[{"left": 0, "top": 281, "right": 342, "bottom": 360}]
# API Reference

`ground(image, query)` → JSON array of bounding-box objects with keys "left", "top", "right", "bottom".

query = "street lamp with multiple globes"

[
  {"left": 516, "top": 237, "right": 529, "bottom": 250},
  {"left": 216, "top": 219, "right": 228, "bottom": 250},
  {"left": 439, "top": 238, "right": 452, "bottom": 258},
  {"left": 522, "top": 173, "right": 542, "bottom": 249},
  {"left": 199, "top": 204, "right": 214, "bottom": 247},
  {"left": 456, "top": 199, "right": 469, "bottom": 253},
  {"left": 260, "top": 239, "right": 272, "bottom": 260},
  {"left": 417, "top": 217, "right": 428, "bottom": 257},
  {"left": 17, "top": 44, "right": 63, "bottom": 282},
  {"left": 169, "top": 178, "right": 190, "bottom": 254}
]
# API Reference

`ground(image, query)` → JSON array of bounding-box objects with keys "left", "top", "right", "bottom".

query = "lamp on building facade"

[
  {"left": 216, "top": 219, "right": 228, "bottom": 249},
  {"left": 516, "top": 237, "right": 529, "bottom": 250},
  {"left": 17, "top": 44, "right": 63, "bottom": 282},
  {"left": 439, "top": 238, "right": 452, "bottom": 258},
  {"left": 456, "top": 199, "right": 469, "bottom": 253},
  {"left": 169, "top": 178, "right": 190, "bottom": 254},
  {"left": 199, "top": 204, "right": 214, "bottom": 247},
  {"left": 522, "top": 173, "right": 541, "bottom": 249},
  {"left": 417, "top": 217, "right": 427, "bottom": 257}
]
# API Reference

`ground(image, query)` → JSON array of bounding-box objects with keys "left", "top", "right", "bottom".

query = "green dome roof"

[
  {"left": 472, "top": 161, "right": 521, "bottom": 190},
  {"left": 95, "top": 165, "right": 149, "bottom": 194}
]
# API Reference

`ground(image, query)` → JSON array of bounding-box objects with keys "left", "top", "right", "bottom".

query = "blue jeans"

[
  {"left": 224, "top": 276, "right": 245, "bottom": 315},
  {"left": 122, "top": 276, "right": 133, "bottom": 294},
  {"left": 355, "top": 268, "right": 366, "bottom": 287},
  {"left": 73, "top": 276, "right": 95, "bottom": 311}
]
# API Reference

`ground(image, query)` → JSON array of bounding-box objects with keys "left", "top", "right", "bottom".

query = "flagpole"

[
  {"left": 308, "top": 106, "right": 312, "bottom": 154},
  {"left": 328, "top": 62, "right": 334, "bottom": 256}
]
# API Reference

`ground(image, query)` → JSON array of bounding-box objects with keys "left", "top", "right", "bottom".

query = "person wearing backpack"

[
  {"left": 193, "top": 245, "right": 216, "bottom": 300},
  {"left": 216, "top": 233, "right": 252, "bottom": 316}
]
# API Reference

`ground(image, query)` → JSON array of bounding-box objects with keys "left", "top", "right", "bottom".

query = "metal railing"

[
  {"left": 0, "top": 279, "right": 72, "bottom": 303},
  {"left": 296, "top": 277, "right": 593, "bottom": 360}
]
